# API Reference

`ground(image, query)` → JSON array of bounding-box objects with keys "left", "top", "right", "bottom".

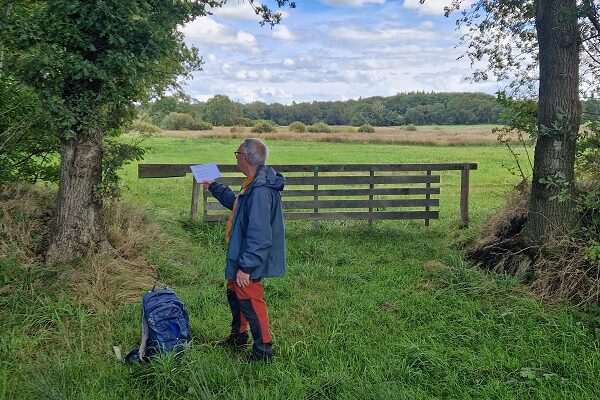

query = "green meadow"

[{"left": 2, "top": 137, "right": 599, "bottom": 399}]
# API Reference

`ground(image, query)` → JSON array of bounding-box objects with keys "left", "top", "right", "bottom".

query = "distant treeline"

[
  {"left": 140, "top": 92, "right": 505, "bottom": 128},
  {"left": 138, "top": 92, "right": 600, "bottom": 129}
]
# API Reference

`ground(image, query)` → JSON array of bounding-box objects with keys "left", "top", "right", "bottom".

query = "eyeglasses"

[{"left": 234, "top": 151, "right": 245, "bottom": 156}]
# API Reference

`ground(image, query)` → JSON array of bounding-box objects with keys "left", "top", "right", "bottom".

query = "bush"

[
  {"left": 405, "top": 124, "right": 417, "bottom": 131},
  {"left": 307, "top": 122, "right": 332, "bottom": 133},
  {"left": 0, "top": 78, "right": 59, "bottom": 184},
  {"left": 129, "top": 119, "right": 161, "bottom": 134},
  {"left": 251, "top": 120, "right": 277, "bottom": 133},
  {"left": 190, "top": 120, "right": 213, "bottom": 130},
  {"left": 289, "top": 121, "right": 307, "bottom": 133},
  {"left": 238, "top": 117, "right": 254, "bottom": 127},
  {"left": 160, "top": 112, "right": 213, "bottom": 130},
  {"left": 358, "top": 124, "right": 375, "bottom": 133}
]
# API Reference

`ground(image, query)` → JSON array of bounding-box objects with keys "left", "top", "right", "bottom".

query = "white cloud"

[
  {"left": 228, "top": 86, "right": 262, "bottom": 103},
  {"left": 261, "top": 69, "right": 272, "bottom": 80},
  {"left": 322, "top": 0, "right": 386, "bottom": 6},
  {"left": 209, "top": 1, "right": 260, "bottom": 21},
  {"left": 208, "top": 1, "right": 290, "bottom": 22},
  {"left": 220, "top": 84, "right": 293, "bottom": 103},
  {"left": 193, "top": 94, "right": 214, "bottom": 102},
  {"left": 282, "top": 58, "right": 296, "bottom": 67},
  {"left": 415, "top": 68, "right": 498, "bottom": 92},
  {"left": 234, "top": 69, "right": 262, "bottom": 80},
  {"left": 420, "top": 21, "right": 436, "bottom": 30},
  {"left": 330, "top": 26, "right": 439, "bottom": 43},
  {"left": 180, "top": 1, "right": 503, "bottom": 104},
  {"left": 182, "top": 18, "right": 258, "bottom": 49},
  {"left": 272, "top": 25, "right": 298, "bottom": 40},
  {"left": 258, "top": 86, "right": 293, "bottom": 100},
  {"left": 402, "top": 0, "right": 453, "bottom": 16}
]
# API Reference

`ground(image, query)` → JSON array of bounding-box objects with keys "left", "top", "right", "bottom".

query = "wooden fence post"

[
  {"left": 425, "top": 170, "right": 431, "bottom": 226},
  {"left": 368, "top": 170, "right": 374, "bottom": 228},
  {"left": 191, "top": 176, "right": 201, "bottom": 221},
  {"left": 313, "top": 168, "right": 319, "bottom": 226},
  {"left": 460, "top": 164, "right": 470, "bottom": 228}
]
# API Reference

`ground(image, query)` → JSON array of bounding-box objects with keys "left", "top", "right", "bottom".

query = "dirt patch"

[
  {"left": 465, "top": 182, "right": 534, "bottom": 279},
  {"left": 465, "top": 181, "right": 600, "bottom": 306}
]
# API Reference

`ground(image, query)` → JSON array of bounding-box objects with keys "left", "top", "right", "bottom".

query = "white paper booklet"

[{"left": 190, "top": 163, "right": 222, "bottom": 182}]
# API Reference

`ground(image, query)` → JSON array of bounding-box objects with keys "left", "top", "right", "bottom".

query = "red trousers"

[{"left": 226, "top": 279, "right": 272, "bottom": 354}]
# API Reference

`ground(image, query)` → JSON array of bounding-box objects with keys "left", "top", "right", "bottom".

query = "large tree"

[
  {"left": 437, "top": 0, "right": 600, "bottom": 245},
  {"left": 2, "top": 0, "right": 293, "bottom": 265}
]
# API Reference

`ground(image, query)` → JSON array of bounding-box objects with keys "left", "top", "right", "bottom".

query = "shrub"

[
  {"left": 358, "top": 124, "right": 375, "bottom": 133},
  {"left": 307, "top": 122, "right": 332, "bottom": 133},
  {"left": 128, "top": 119, "right": 162, "bottom": 134},
  {"left": 405, "top": 124, "right": 417, "bottom": 131},
  {"left": 160, "top": 112, "right": 213, "bottom": 130},
  {"left": 289, "top": 121, "right": 307, "bottom": 133},
  {"left": 251, "top": 120, "right": 277, "bottom": 133},
  {"left": 160, "top": 112, "right": 193, "bottom": 130},
  {"left": 238, "top": 117, "right": 254, "bottom": 127},
  {"left": 190, "top": 120, "right": 213, "bottom": 130}
]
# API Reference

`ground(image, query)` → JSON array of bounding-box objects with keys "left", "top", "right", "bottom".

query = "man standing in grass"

[{"left": 203, "top": 138, "right": 286, "bottom": 362}]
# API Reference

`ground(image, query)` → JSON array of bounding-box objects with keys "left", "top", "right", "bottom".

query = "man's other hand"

[
  {"left": 202, "top": 180, "right": 214, "bottom": 190},
  {"left": 236, "top": 270, "right": 250, "bottom": 288}
]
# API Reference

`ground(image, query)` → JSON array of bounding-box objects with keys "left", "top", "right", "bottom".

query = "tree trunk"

[
  {"left": 46, "top": 130, "right": 104, "bottom": 265},
  {"left": 523, "top": 0, "right": 581, "bottom": 246}
]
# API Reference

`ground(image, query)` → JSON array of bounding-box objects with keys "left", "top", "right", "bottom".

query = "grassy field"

[
  {"left": 1, "top": 137, "right": 599, "bottom": 399},
  {"left": 143, "top": 124, "right": 515, "bottom": 146}
]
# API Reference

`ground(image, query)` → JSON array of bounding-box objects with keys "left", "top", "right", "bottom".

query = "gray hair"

[{"left": 243, "top": 138, "right": 268, "bottom": 166}]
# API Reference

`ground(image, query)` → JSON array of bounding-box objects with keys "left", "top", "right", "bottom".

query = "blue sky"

[{"left": 181, "top": 0, "right": 501, "bottom": 104}]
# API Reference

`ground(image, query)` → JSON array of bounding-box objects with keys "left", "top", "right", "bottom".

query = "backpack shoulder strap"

[{"left": 139, "top": 307, "right": 150, "bottom": 358}]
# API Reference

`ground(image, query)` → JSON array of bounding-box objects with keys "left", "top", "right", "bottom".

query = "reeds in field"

[{"left": 140, "top": 124, "right": 516, "bottom": 146}]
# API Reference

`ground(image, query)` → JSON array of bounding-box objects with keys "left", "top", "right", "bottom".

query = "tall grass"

[
  {"left": 143, "top": 124, "right": 509, "bottom": 146},
  {"left": 1, "top": 138, "right": 599, "bottom": 399}
]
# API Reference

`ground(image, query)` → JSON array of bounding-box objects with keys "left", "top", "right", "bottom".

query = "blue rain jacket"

[{"left": 208, "top": 165, "right": 286, "bottom": 280}]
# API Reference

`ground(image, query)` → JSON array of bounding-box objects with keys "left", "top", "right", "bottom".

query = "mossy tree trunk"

[
  {"left": 523, "top": 0, "right": 582, "bottom": 245},
  {"left": 45, "top": 130, "right": 104, "bottom": 265}
]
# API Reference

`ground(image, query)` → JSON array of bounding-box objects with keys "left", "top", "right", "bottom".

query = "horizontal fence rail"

[
  {"left": 138, "top": 163, "right": 477, "bottom": 178},
  {"left": 138, "top": 163, "right": 477, "bottom": 227}
]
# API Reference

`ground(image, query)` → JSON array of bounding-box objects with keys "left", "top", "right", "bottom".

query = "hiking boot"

[
  {"left": 248, "top": 350, "right": 273, "bottom": 363},
  {"left": 217, "top": 333, "right": 249, "bottom": 348}
]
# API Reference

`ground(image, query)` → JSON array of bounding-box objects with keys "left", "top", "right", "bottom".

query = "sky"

[{"left": 181, "top": 0, "right": 501, "bottom": 104}]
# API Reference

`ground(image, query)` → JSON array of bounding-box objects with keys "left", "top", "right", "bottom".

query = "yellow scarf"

[{"left": 225, "top": 175, "right": 254, "bottom": 243}]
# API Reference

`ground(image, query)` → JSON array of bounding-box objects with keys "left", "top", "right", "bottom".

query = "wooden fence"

[{"left": 138, "top": 163, "right": 477, "bottom": 227}]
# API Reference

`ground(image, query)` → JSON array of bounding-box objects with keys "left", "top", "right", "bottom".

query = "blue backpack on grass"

[{"left": 125, "top": 287, "right": 191, "bottom": 363}]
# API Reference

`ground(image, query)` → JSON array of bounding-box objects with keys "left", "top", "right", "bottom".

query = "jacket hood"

[{"left": 253, "top": 165, "right": 285, "bottom": 191}]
